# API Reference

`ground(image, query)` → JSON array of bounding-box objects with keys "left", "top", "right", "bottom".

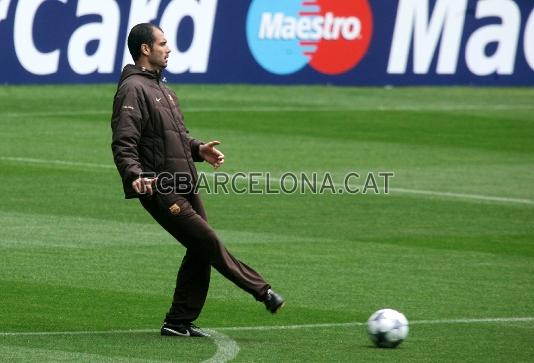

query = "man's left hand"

[{"left": 199, "top": 140, "right": 225, "bottom": 168}]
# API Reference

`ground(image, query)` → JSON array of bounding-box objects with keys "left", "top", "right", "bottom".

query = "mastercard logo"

[{"left": 246, "top": 0, "right": 373, "bottom": 75}]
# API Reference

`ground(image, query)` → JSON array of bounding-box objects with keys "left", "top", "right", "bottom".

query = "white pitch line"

[
  {"left": 0, "top": 329, "right": 156, "bottom": 337},
  {"left": 0, "top": 156, "right": 116, "bottom": 169},
  {"left": 389, "top": 187, "right": 534, "bottom": 205},
  {"left": 1, "top": 156, "right": 533, "bottom": 206},
  {"left": 0, "top": 328, "right": 239, "bottom": 363},
  {"left": 1, "top": 316, "right": 533, "bottom": 337},
  {"left": 1, "top": 104, "right": 534, "bottom": 118},
  {"left": 215, "top": 316, "right": 534, "bottom": 331},
  {"left": 2, "top": 318, "right": 532, "bottom": 363},
  {"left": 409, "top": 317, "right": 534, "bottom": 325},
  {"left": 201, "top": 329, "right": 240, "bottom": 363},
  {"left": 216, "top": 322, "right": 364, "bottom": 331}
]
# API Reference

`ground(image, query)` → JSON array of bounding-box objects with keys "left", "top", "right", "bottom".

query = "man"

[{"left": 111, "top": 23, "right": 284, "bottom": 337}]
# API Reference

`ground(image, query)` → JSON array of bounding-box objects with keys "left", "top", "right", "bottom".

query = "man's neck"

[{"left": 135, "top": 59, "right": 160, "bottom": 73}]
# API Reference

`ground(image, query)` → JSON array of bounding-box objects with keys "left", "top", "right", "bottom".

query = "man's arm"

[
  {"left": 184, "top": 127, "right": 224, "bottom": 168},
  {"left": 111, "top": 84, "right": 146, "bottom": 196}
]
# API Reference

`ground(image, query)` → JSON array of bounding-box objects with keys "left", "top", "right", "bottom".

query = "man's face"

[{"left": 147, "top": 28, "right": 170, "bottom": 70}]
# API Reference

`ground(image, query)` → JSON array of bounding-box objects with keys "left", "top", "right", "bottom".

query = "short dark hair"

[{"left": 127, "top": 23, "right": 162, "bottom": 61}]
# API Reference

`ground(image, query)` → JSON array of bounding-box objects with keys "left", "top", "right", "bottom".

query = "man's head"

[{"left": 127, "top": 23, "right": 170, "bottom": 71}]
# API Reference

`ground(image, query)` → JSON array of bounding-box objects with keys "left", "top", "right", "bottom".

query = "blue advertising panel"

[{"left": 0, "top": 0, "right": 533, "bottom": 85}]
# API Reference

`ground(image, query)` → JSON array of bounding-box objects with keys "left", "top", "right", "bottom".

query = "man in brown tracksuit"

[{"left": 111, "top": 23, "right": 284, "bottom": 337}]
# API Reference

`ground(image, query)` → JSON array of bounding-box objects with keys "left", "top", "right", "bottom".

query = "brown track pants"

[{"left": 140, "top": 192, "right": 270, "bottom": 323}]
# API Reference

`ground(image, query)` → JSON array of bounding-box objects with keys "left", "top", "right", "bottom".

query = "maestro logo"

[{"left": 246, "top": 0, "right": 373, "bottom": 75}]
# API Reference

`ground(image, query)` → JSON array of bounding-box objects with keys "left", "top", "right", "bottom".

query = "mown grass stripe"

[
  {"left": 2, "top": 316, "right": 533, "bottom": 336},
  {"left": 1, "top": 103, "right": 534, "bottom": 118},
  {"left": 1, "top": 156, "right": 533, "bottom": 206}
]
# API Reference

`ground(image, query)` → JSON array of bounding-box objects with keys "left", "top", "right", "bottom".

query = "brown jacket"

[{"left": 111, "top": 65, "right": 203, "bottom": 198}]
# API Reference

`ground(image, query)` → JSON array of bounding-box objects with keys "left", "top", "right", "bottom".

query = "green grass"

[{"left": 0, "top": 85, "right": 533, "bottom": 362}]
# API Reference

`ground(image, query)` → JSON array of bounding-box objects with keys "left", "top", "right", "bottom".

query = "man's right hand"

[{"left": 132, "top": 177, "right": 158, "bottom": 195}]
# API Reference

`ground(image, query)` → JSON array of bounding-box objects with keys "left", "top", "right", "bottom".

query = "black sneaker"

[
  {"left": 264, "top": 289, "right": 285, "bottom": 313},
  {"left": 160, "top": 322, "right": 211, "bottom": 337}
]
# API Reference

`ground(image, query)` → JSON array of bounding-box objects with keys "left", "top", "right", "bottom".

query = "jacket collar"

[{"left": 118, "top": 64, "right": 161, "bottom": 85}]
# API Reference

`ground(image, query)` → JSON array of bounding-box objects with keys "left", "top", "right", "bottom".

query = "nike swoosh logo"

[
  {"left": 163, "top": 327, "right": 190, "bottom": 336},
  {"left": 156, "top": 97, "right": 162, "bottom": 102}
]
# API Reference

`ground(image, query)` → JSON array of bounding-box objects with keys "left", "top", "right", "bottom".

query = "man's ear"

[{"left": 141, "top": 43, "right": 151, "bottom": 56}]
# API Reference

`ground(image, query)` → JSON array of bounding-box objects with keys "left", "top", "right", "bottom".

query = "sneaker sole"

[
  {"left": 271, "top": 301, "right": 285, "bottom": 314},
  {"left": 161, "top": 327, "right": 191, "bottom": 337},
  {"left": 161, "top": 327, "right": 211, "bottom": 338}
]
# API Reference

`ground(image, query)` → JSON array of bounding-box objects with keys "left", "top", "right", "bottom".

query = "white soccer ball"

[{"left": 367, "top": 308, "right": 409, "bottom": 348}]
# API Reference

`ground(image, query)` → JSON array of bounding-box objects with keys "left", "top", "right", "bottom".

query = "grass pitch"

[{"left": 0, "top": 84, "right": 533, "bottom": 362}]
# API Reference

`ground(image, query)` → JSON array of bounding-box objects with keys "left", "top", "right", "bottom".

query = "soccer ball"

[{"left": 367, "top": 308, "right": 409, "bottom": 348}]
